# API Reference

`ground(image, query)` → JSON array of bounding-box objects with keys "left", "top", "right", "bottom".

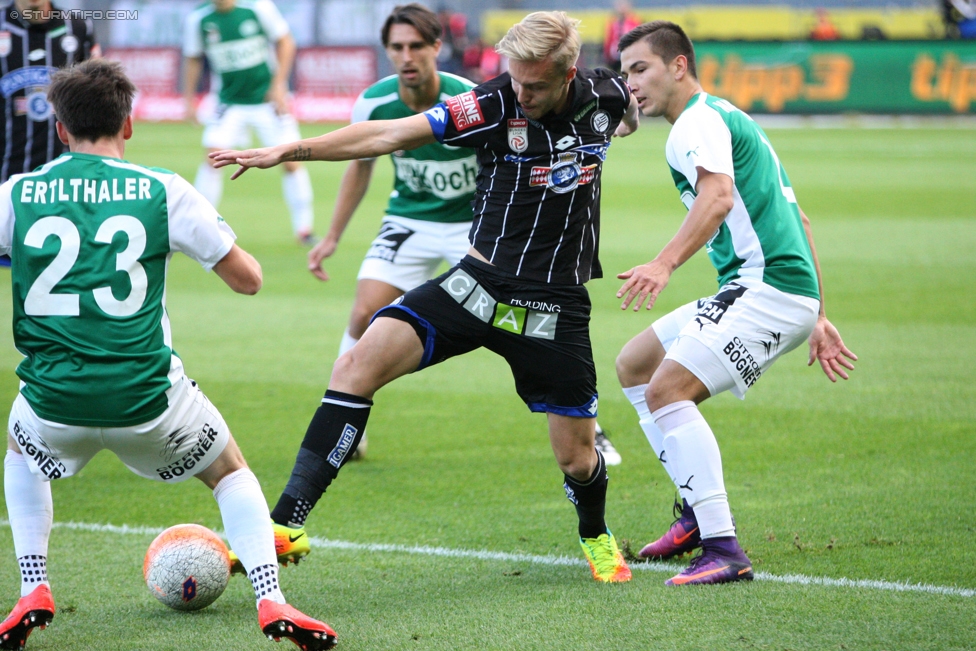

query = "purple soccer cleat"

[
  {"left": 639, "top": 499, "right": 701, "bottom": 560},
  {"left": 665, "top": 537, "right": 754, "bottom": 586}
]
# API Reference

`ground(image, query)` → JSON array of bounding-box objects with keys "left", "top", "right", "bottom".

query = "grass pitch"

[{"left": 0, "top": 121, "right": 974, "bottom": 650}]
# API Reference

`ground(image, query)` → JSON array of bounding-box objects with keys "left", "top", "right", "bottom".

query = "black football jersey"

[
  {"left": 425, "top": 67, "right": 631, "bottom": 285},
  {"left": 0, "top": 3, "right": 97, "bottom": 181}
]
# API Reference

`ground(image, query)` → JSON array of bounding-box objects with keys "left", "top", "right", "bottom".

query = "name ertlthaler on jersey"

[{"left": 19, "top": 177, "right": 152, "bottom": 204}]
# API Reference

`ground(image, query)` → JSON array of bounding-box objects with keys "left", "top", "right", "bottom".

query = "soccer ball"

[{"left": 143, "top": 524, "right": 230, "bottom": 611}]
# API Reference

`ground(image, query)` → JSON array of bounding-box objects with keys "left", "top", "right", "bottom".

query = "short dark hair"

[
  {"left": 47, "top": 59, "right": 136, "bottom": 142},
  {"left": 618, "top": 20, "right": 697, "bottom": 79},
  {"left": 381, "top": 3, "right": 441, "bottom": 47}
]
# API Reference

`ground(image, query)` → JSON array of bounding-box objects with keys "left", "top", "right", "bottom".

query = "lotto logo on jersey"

[{"left": 446, "top": 91, "right": 484, "bottom": 131}]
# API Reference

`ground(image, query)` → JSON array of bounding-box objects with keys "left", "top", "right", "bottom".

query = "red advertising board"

[
  {"left": 104, "top": 47, "right": 182, "bottom": 96},
  {"left": 294, "top": 46, "right": 376, "bottom": 96},
  {"left": 103, "top": 46, "right": 378, "bottom": 122}
]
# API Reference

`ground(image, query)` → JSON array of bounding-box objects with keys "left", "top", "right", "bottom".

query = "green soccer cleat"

[
  {"left": 580, "top": 531, "right": 632, "bottom": 583},
  {"left": 229, "top": 522, "right": 312, "bottom": 575}
]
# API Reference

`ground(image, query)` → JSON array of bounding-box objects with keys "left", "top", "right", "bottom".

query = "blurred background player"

[
  {"left": 942, "top": 0, "right": 976, "bottom": 38},
  {"left": 0, "top": 59, "right": 335, "bottom": 650},
  {"left": 211, "top": 11, "right": 640, "bottom": 584},
  {"left": 615, "top": 21, "right": 856, "bottom": 586},
  {"left": 183, "top": 0, "right": 316, "bottom": 245},
  {"left": 0, "top": 0, "right": 98, "bottom": 267},
  {"left": 307, "top": 3, "right": 479, "bottom": 460},
  {"left": 602, "top": 1, "right": 640, "bottom": 72}
]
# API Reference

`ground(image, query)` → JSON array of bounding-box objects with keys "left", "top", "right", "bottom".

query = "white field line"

[{"left": 3, "top": 520, "right": 973, "bottom": 599}]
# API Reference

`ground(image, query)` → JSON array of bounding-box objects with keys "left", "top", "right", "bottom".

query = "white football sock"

[
  {"left": 282, "top": 167, "right": 314, "bottom": 236},
  {"left": 622, "top": 384, "right": 673, "bottom": 480},
  {"left": 212, "top": 468, "right": 286, "bottom": 605},
  {"left": 654, "top": 401, "right": 735, "bottom": 539},
  {"left": 338, "top": 329, "right": 359, "bottom": 357},
  {"left": 194, "top": 162, "right": 224, "bottom": 207},
  {"left": 5, "top": 451, "right": 53, "bottom": 597}
]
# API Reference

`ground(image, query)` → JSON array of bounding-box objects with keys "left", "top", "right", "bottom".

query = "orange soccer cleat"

[
  {"left": 258, "top": 599, "right": 337, "bottom": 651},
  {"left": 0, "top": 585, "right": 55, "bottom": 650}
]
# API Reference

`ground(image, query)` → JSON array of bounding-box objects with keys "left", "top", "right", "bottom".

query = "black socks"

[
  {"left": 271, "top": 390, "right": 372, "bottom": 527},
  {"left": 563, "top": 449, "right": 609, "bottom": 540}
]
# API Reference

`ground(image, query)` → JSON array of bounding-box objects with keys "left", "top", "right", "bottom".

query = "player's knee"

[
  {"left": 329, "top": 349, "right": 380, "bottom": 396},
  {"left": 645, "top": 376, "right": 675, "bottom": 413},
  {"left": 616, "top": 336, "right": 662, "bottom": 387},
  {"left": 331, "top": 350, "right": 357, "bottom": 384},
  {"left": 198, "top": 439, "right": 247, "bottom": 490},
  {"left": 646, "top": 367, "right": 707, "bottom": 412},
  {"left": 554, "top": 446, "right": 598, "bottom": 481},
  {"left": 615, "top": 348, "right": 646, "bottom": 387}
]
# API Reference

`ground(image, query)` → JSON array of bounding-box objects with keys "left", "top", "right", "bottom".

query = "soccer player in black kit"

[
  {"left": 0, "top": 0, "right": 98, "bottom": 182},
  {"left": 0, "top": 0, "right": 97, "bottom": 267},
  {"left": 211, "top": 11, "right": 640, "bottom": 583}
]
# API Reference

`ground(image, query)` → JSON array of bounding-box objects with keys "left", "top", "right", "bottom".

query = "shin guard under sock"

[
  {"left": 563, "top": 450, "right": 609, "bottom": 540},
  {"left": 5, "top": 451, "right": 53, "bottom": 597},
  {"left": 271, "top": 390, "right": 371, "bottom": 527}
]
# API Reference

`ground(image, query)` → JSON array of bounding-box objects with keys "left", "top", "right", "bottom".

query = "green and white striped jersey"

[
  {"left": 352, "top": 73, "right": 478, "bottom": 224},
  {"left": 0, "top": 153, "right": 236, "bottom": 427},
  {"left": 183, "top": 0, "right": 290, "bottom": 106},
  {"left": 666, "top": 93, "right": 819, "bottom": 300}
]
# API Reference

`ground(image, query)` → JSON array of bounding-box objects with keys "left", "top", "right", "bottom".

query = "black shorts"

[{"left": 373, "top": 256, "right": 598, "bottom": 417}]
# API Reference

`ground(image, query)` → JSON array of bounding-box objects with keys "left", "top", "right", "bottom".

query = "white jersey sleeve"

[
  {"left": 349, "top": 90, "right": 374, "bottom": 125},
  {"left": 165, "top": 174, "right": 236, "bottom": 271},
  {"left": 253, "top": 0, "right": 291, "bottom": 42},
  {"left": 0, "top": 179, "right": 14, "bottom": 256},
  {"left": 182, "top": 9, "right": 205, "bottom": 58},
  {"left": 666, "top": 98, "right": 735, "bottom": 191}
]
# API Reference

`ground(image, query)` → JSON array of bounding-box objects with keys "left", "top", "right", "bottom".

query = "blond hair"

[{"left": 495, "top": 11, "right": 582, "bottom": 73}]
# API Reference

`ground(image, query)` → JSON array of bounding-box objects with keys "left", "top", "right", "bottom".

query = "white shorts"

[
  {"left": 8, "top": 377, "right": 230, "bottom": 483},
  {"left": 358, "top": 215, "right": 473, "bottom": 293},
  {"left": 202, "top": 102, "right": 302, "bottom": 150},
  {"left": 652, "top": 278, "right": 819, "bottom": 399}
]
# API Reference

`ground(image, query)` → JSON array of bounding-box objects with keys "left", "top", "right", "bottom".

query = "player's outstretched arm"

[
  {"left": 209, "top": 114, "right": 437, "bottom": 180},
  {"left": 213, "top": 245, "right": 263, "bottom": 295},
  {"left": 616, "top": 168, "right": 733, "bottom": 311},
  {"left": 309, "top": 158, "right": 376, "bottom": 281}
]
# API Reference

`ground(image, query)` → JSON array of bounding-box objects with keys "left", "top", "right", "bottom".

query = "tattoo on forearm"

[{"left": 292, "top": 145, "right": 311, "bottom": 161}]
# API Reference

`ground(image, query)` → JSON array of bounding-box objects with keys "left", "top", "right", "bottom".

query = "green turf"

[{"left": 0, "top": 121, "right": 974, "bottom": 650}]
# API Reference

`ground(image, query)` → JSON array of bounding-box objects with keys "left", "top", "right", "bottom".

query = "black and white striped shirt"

[
  {"left": 0, "top": 4, "right": 97, "bottom": 182},
  {"left": 425, "top": 67, "right": 630, "bottom": 285}
]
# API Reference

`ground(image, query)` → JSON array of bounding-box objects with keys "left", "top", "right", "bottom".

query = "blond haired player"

[{"left": 212, "top": 12, "right": 640, "bottom": 583}]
